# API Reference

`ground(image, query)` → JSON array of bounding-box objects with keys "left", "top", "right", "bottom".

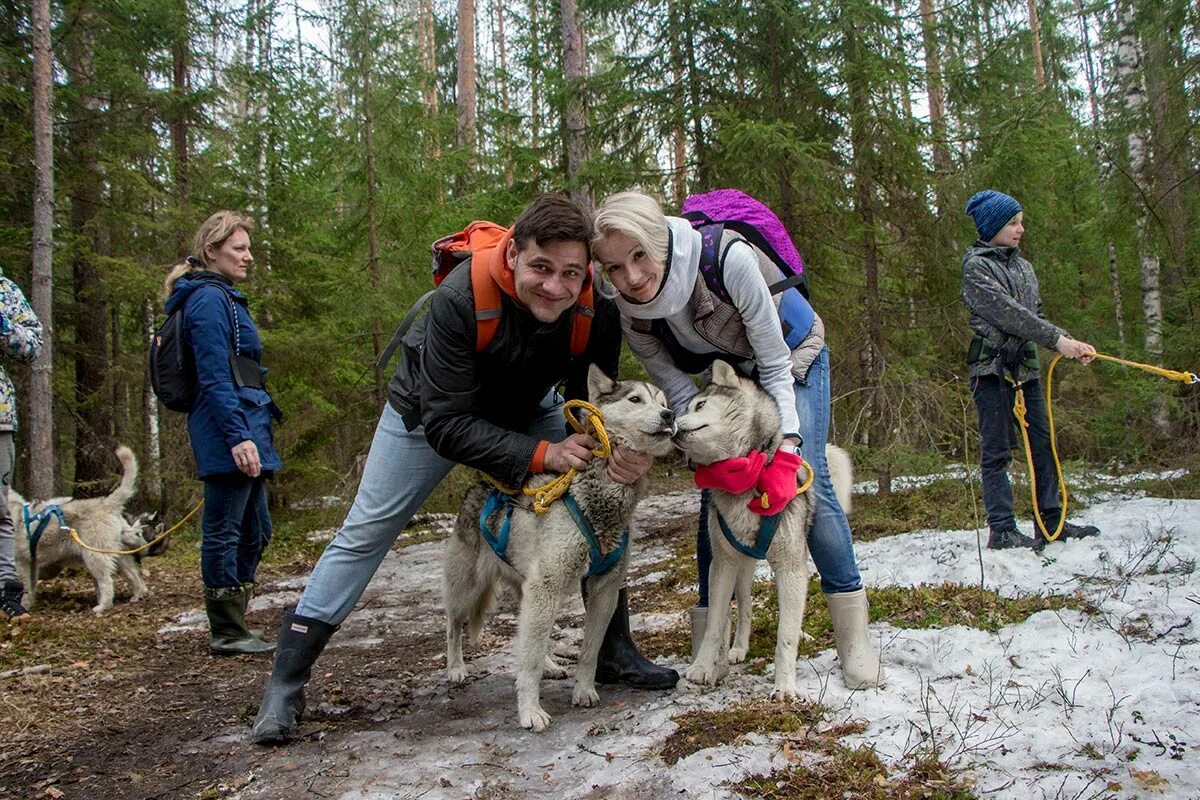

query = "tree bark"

[
  {"left": 846, "top": 19, "right": 890, "bottom": 495},
  {"left": 29, "top": 0, "right": 55, "bottom": 499},
  {"left": 918, "top": 0, "right": 949, "bottom": 214},
  {"left": 560, "top": 0, "right": 588, "bottom": 202},
  {"left": 143, "top": 299, "right": 163, "bottom": 508},
  {"left": 357, "top": 9, "right": 385, "bottom": 411},
  {"left": 456, "top": 0, "right": 477, "bottom": 169},
  {"left": 495, "top": 0, "right": 513, "bottom": 186},
  {"left": 66, "top": 0, "right": 112, "bottom": 488},
  {"left": 1026, "top": 0, "right": 1046, "bottom": 90}
]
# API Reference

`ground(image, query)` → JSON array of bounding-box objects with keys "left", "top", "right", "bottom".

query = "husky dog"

[
  {"left": 443, "top": 366, "right": 677, "bottom": 731},
  {"left": 11, "top": 445, "right": 151, "bottom": 614},
  {"left": 672, "top": 361, "right": 853, "bottom": 699}
]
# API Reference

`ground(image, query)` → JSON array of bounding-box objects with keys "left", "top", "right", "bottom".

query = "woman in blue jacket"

[{"left": 163, "top": 211, "right": 282, "bottom": 655}]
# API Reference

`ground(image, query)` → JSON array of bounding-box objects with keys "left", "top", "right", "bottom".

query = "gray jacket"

[{"left": 961, "top": 241, "right": 1064, "bottom": 383}]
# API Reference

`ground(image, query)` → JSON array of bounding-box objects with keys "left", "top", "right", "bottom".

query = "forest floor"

[{"left": 2, "top": 468, "right": 1198, "bottom": 800}]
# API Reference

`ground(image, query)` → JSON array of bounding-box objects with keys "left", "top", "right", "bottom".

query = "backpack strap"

[
  {"left": 470, "top": 254, "right": 503, "bottom": 351},
  {"left": 570, "top": 282, "right": 594, "bottom": 358}
]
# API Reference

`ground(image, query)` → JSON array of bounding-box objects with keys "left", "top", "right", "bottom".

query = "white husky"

[
  {"left": 672, "top": 361, "right": 853, "bottom": 699},
  {"left": 442, "top": 366, "right": 677, "bottom": 731}
]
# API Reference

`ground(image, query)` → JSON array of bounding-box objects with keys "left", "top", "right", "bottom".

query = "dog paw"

[
  {"left": 572, "top": 685, "right": 600, "bottom": 707},
  {"left": 728, "top": 646, "right": 748, "bottom": 664},
  {"left": 447, "top": 665, "right": 469, "bottom": 684},
  {"left": 519, "top": 705, "right": 552, "bottom": 732},
  {"left": 543, "top": 655, "right": 569, "bottom": 680},
  {"left": 685, "top": 661, "right": 728, "bottom": 686},
  {"left": 771, "top": 679, "right": 800, "bottom": 701},
  {"left": 91, "top": 605, "right": 110, "bottom": 615}
]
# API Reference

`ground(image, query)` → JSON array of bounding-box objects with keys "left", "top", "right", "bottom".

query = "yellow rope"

[
  {"left": 484, "top": 400, "right": 612, "bottom": 514},
  {"left": 66, "top": 499, "right": 204, "bottom": 556},
  {"left": 1013, "top": 352, "right": 1197, "bottom": 544}
]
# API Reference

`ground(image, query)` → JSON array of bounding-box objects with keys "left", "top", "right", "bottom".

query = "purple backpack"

[{"left": 681, "top": 189, "right": 809, "bottom": 299}]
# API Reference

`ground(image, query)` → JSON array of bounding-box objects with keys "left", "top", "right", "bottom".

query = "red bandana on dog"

[{"left": 694, "top": 448, "right": 806, "bottom": 516}]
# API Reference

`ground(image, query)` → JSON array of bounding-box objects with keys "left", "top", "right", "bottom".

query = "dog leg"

[
  {"left": 771, "top": 565, "right": 809, "bottom": 700},
  {"left": 443, "top": 539, "right": 484, "bottom": 684},
  {"left": 729, "top": 561, "right": 754, "bottom": 664},
  {"left": 514, "top": 575, "right": 562, "bottom": 731},
  {"left": 117, "top": 556, "right": 149, "bottom": 603},
  {"left": 687, "top": 554, "right": 736, "bottom": 686},
  {"left": 573, "top": 570, "right": 621, "bottom": 708},
  {"left": 83, "top": 552, "right": 116, "bottom": 614},
  {"left": 543, "top": 653, "right": 569, "bottom": 680}
]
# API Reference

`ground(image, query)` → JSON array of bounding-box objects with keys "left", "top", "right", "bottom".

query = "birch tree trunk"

[
  {"left": 1116, "top": 4, "right": 1167, "bottom": 430},
  {"left": 456, "top": 0, "right": 477, "bottom": 169},
  {"left": 495, "top": 0, "right": 513, "bottom": 186},
  {"left": 356, "top": 8, "right": 385, "bottom": 410},
  {"left": 29, "top": 0, "right": 55, "bottom": 499},
  {"left": 143, "top": 299, "right": 163, "bottom": 508},
  {"left": 560, "top": 0, "right": 588, "bottom": 201},
  {"left": 1076, "top": 0, "right": 1124, "bottom": 344}
]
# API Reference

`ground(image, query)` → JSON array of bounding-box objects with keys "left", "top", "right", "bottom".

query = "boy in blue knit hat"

[{"left": 961, "top": 190, "right": 1101, "bottom": 551}]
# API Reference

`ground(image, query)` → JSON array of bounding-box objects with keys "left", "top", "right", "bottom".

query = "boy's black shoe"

[
  {"left": 987, "top": 527, "right": 1036, "bottom": 550},
  {"left": 1, "top": 581, "right": 31, "bottom": 620}
]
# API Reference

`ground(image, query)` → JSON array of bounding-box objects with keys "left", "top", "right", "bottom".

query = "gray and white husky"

[
  {"left": 443, "top": 365, "right": 677, "bottom": 731},
  {"left": 10, "top": 445, "right": 160, "bottom": 614},
  {"left": 672, "top": 361, "right": 853, "bottom": 699}
]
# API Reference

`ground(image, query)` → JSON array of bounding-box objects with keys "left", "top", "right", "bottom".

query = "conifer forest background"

[{"left": 3, "top": 0, "right": 1197, "bottom": 512}]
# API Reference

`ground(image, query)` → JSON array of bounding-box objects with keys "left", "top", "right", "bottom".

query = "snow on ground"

[{"left": 233, "top": 477, "right": 1199, "bottom": 800}]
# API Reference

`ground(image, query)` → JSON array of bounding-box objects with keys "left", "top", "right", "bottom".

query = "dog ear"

[
  {"left": 711, "top": 360, "right": 740, "bottom": 388},
  {"left": 587, "top": 364, "right": 616, "bottom": 401}
]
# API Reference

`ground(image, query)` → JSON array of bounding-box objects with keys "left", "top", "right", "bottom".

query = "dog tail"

[
  {"left": 824, "top": 444, "right": 853, "bottom": 515},
  {"left": 106, "top": 445, "right": 139, "bottom": 509}
]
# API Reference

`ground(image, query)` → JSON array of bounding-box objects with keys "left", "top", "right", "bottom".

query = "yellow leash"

[
  {"left": 485, "top": 400, "right": 612, "bottom": 514},
  {"left": 67, "top": 499, "right": 204, "bottom": 556},
  {"left": 1012, "top": 352, "right": 1197, "bottom": 543}
]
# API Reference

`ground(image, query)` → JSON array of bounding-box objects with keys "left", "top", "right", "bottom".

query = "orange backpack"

[{"left": 378, "top": 221, "right": 593, "bottom": 369}]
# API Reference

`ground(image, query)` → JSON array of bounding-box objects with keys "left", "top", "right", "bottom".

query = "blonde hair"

[
  {"left": 161, "top": 210, "right": 255, "bottom": 301},
  {"left": 592, "top": 191, "right": 670, "bottom": 265}
]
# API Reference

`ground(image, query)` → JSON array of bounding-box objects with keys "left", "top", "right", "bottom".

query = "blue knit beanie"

[{"left": 965, "top": 190, "right": 1022, "bottom": 243}]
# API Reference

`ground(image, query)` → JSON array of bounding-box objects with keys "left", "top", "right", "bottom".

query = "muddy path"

[{"left": 2, "top": 492, "right": 753, "bottom": 800}]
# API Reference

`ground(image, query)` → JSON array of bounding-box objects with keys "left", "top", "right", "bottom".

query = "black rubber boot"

[
  {"left": 205, "top": 587, "right": 275, "bottom": 655},
  {"left": 593, "top": 588, "right": 679, "bottom": 690},
  {"left": 251, "top": 611, "right": 337, "bottom": 745}
]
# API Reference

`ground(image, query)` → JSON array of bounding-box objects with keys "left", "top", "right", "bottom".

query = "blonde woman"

[{"left": 163, "top": 211, "right": 281, "bottom": 655}]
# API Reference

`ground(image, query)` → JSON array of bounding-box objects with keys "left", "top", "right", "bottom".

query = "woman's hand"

[
  {"left": 607, "top": 445, "right": 652, "bottom": 485},
  {"left": 1055, "top": 335, "right": 1097, "bottom": 364},
  {"left": 232, "top": 440, "right": 262, "bottom": 477}
]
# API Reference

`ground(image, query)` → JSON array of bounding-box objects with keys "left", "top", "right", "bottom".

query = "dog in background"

[
  {"left": 672, "top": 361, "right": 854, "bottom": 699},
  {"left": 10, "top": 445, "right": 157, "bottom": 614},
  {"left": 443, "top": 366, "right": 677, "bottom": 731}
]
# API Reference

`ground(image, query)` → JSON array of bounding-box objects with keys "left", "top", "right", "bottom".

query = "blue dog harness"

[
  {"left": 22, "top": 503, "right": 69, "bottom": 562},
  {"left": 715, "top": 510, "right": 783, "bottom": 560},
  {"left": 479, "top": 489, "right": 628, "bottom": 577}
]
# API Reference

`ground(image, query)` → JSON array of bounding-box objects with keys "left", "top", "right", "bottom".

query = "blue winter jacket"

[{"left": 164, "top": 271, "right": 282, "bottom": 479}]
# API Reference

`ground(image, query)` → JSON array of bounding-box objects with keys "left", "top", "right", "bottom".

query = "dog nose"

[{"left": 661, "top": 409, "right": 675, "bottom": 425}]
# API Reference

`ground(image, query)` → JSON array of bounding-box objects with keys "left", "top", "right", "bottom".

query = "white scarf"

[{"left": 614, "top": 216, "right": 700, "bottom": 320}]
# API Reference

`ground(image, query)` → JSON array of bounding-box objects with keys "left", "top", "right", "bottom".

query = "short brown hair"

[{"left": 511, "top": 194, "right": 593, "bottom": 252}]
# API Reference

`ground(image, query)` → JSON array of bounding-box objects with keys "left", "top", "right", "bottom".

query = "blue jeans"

[
  {"left": 200, "top": 474, "right": 272, "bottom": 589},
  {"left": 296, "top": 392, "right": 567, "bottom": 626},
  {"left": 697, "top": 347, "right": 863, "bottom": 600},
  {"left": 972, "top": 375, "right": 1060, "bottom": 532}
]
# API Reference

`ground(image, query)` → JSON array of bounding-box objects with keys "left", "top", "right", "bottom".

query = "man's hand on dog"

[
  {"left": 545, "top": 433, "right": 596, "bottom": 473},
  {"left": 607, "top": 446, "right": 652, "bottom": 485},
  {"left": 232, "top": 440, "right": 262, "bottom": 477}
]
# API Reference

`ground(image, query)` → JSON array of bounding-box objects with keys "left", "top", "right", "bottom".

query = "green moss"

[{"left": 660, "top": 699, "right": 837, "bottom": 764}]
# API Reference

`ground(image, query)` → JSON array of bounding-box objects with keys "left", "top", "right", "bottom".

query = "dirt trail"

[{"left": 4, "top": 491, "right": 778, "bottom": 800}]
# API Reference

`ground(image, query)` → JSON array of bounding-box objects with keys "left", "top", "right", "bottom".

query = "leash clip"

[{"left": 1187, "top": 372, "right": 1199, "bottom": 385}]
